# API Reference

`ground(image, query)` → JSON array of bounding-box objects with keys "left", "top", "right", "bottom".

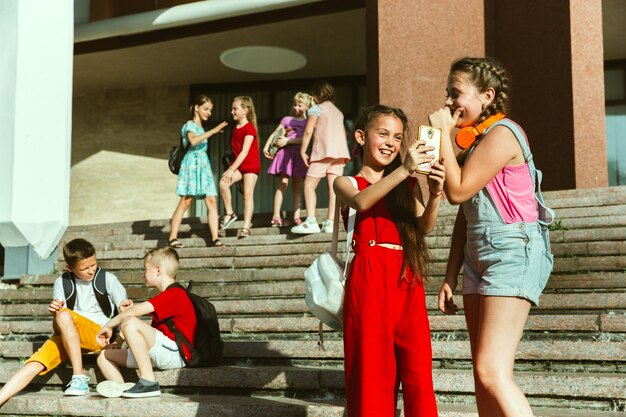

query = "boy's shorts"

[
  {"left": 306, "top": 157, "right": 345, "bottom": 178},
  {"left": 25, "top": 308, "right": 102, "bottom": 375},
  {"left": 462, "top": 222, "right": 553, "bottom": 306},
  {"left": 126, "top": 328, "right": 186, "bottom": 370}
]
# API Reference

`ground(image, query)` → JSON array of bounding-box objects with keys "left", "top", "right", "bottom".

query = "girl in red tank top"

[{"left": 333, "top": 105, "right": 446, "bottom": 417}]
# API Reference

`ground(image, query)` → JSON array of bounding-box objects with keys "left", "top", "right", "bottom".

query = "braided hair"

[{"left": 450, "top": 57, "right": 513, "bottom": 124}]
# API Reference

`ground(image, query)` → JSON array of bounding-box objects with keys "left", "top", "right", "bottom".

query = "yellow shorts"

[{"left": 25, "top": 308, "right": 103, "bottom": 375}]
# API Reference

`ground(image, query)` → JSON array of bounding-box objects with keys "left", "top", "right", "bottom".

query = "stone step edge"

[
  {"left": 13, "top": 271, "right": 626, "bottom": 290},
  {"left": 62, "top": 211, "right": 626, "bottom": 238},
  {"left": 2, "top": 312, "right": 622, "bottom": 334},
  {"left": 62, "top": 214, "right": 626, "bottom": 244},
  {"left": 2, "top": 392, "right": 624, "bottom": 417},
  {"left": 2, "top": 292, "right": 626, "bottom": 317},
  {"left": 2, "top": 339, "right": 625, "bottom": 362},
  {"left": 62, "top": 185, "right": 626, "bottom": 230},
  {"left": 0, "top": 365, "right": 623, "bottom": 400}
]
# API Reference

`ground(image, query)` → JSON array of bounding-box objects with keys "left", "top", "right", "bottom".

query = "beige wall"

[{"left": 70, "top": 85, "right": 189, "bottom": 225}]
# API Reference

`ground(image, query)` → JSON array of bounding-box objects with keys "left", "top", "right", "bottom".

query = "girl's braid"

[
  {"left": 478, "top": 59, "right": 512, "bottom": 121},
  {"left": 452, "top": 57, "right": 512, "bottom": 123}
]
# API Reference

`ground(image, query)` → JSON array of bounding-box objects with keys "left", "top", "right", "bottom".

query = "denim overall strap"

[{"left": 484, "top": 119, "right": 555, "bottom": 227}]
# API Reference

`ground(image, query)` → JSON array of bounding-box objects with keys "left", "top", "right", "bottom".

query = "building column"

[
  {"left": 0, "top": 0, "right": 73, "bottom": 278},
  {"left": 366, "top": 0, "right": 485, "bottom": 129},
  {"left": 488, "top": 0, "right": 607, "bottom": 190}
]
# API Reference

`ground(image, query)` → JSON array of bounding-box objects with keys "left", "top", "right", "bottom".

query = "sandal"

[
  {"left": 293, "top": 217, "right": 303, "bottom": 226},
  {"left": 271, "top": 217, "right": 290, "bottom": 227},
  {"left": 220, "top": 213, "right": 238, "bottom": 230},
  {"left": 211, "top": 239, "right": 224, "bottom": 247},
  {"left": 167, "top": 239, "right": 184, "bottom": 248},
  {"left": 238, "top": 227, "right": 251, "bottom": 239}
]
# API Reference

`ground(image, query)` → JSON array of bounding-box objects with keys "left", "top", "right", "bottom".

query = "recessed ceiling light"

[{"left": 220, "top": 46, "right": 307, "bottom": 74}]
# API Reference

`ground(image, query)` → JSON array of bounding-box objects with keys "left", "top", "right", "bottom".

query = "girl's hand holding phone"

[{"left": 403, "top": 140, "right": 434, "bottom": 174}]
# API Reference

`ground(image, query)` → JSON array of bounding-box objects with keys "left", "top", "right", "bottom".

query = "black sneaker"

[{"left": 121, "top": 378, "right": 161, "bottom": 398}]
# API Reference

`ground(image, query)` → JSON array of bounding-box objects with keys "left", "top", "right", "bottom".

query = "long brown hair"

[
  {"left": 189, "top": 94, "right": 212, "bottom": 119},
  {"left": 311, "top": 80, "right": 335, "bottom": 103},
  {"left": 354, "top": 104, "right": 431, "bottom": 280}
]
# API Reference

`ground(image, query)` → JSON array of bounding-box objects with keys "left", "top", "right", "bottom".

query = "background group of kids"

[
  {"left": 167, "top": 80, "right": 350, "bottom": 249},
  {"left": 0, "top": 56, "right": 552, "bottom": 417}
]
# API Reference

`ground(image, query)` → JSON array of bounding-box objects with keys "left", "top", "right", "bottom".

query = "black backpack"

[
  {"left": 165, "top": 281, "right": 223, "bottom": 367},
  {"left": 62, "top": 267, "right": 117, "bottom": 319},
  {"left": 168, "top": 135, "right": 189, "bottom": 175}
]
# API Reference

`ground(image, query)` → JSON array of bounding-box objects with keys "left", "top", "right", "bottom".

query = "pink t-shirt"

[
  {"left": 308, "top": 101, "right": 350, "bottom": 163},
  {"left": 485, "top": 123, "right": 538, "bottom": 224}
]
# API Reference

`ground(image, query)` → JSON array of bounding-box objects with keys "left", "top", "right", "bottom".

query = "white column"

[{"left": 0, "top": 0, "right": 73, "bottom": 277}]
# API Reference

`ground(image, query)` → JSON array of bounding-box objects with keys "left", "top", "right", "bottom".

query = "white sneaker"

[
  {"left": 290, "top": 218, "right": 321, "bottom": 234},
  {"left": 322, "top": 219, "right": 334, "bottom": 233},
  {"left": 64, "top": 375, "right": 90, "bottom": 396},
  {"left": 96, "top": 380, "right": 136, "bottom": 398}
]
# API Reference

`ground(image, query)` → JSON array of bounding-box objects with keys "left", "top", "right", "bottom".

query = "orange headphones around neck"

[{"left": 455, "top": 112, "right": 506, "bottom": 149}]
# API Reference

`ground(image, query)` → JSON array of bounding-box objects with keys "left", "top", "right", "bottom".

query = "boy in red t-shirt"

[{"left": 95, "top": 247, "right": 197, "bottom": 398}]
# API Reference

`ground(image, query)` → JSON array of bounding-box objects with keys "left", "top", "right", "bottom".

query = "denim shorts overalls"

[{"left": 461, "top": 119, "right": 555, "bottom": 306}]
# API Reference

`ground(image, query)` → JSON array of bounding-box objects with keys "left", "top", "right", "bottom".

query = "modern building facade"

[{"left": 1, "top": 0, "right": 624, "bottom": 274}]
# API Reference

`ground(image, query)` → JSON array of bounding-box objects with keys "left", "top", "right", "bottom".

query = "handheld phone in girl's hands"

[{"left": 416, "top": 125, "right": 442, "bottom": 175}]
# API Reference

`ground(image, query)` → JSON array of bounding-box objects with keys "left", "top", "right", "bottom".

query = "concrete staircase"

[{"left": 0, "top": 186, "right": 625, "bottom": 417}]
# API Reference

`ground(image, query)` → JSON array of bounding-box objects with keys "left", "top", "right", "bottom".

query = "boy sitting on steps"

[
  {"left": 0, "top": 238, "right": 130, "bottom": 406},
  {"left": 95, "top": 246, "right": 197, "bottom": 398}
]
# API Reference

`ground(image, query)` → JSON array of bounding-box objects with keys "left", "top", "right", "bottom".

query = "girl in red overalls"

[{"left": 333, "top": 104, "right": 445, "bottom": 417}]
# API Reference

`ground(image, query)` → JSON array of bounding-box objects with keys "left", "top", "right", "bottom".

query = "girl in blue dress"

[{"left": 168, "top": 95, "right": 228, "bottom": 248}]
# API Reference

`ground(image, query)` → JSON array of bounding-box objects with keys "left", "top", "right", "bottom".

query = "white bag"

[{"left": 304, "top": 177, "right": 357, "bottom": 331}]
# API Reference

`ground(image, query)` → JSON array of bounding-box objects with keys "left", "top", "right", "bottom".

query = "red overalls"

[{"left": 343, "top": 176, "right": 438, "bottom": 417}]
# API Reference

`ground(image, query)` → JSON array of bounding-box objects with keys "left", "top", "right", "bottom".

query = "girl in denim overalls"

[
  {"left": 334, "top": 105, "right": 445, "bottom": 417},
  {"left": 429, "top": 57, "right": 554, "bottom": 417}
]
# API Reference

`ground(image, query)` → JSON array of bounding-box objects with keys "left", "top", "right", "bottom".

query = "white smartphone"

[{"left": 415, "top": 125, "right": 442, "bottom": 175}]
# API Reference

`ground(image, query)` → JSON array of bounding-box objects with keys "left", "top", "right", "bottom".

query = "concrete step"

[
  {"left": 62, "top": 190, "right": 626, "bottom": 236},
  {"left": 63, "top": 221, "right": 626, "bottom": 252},
  {"left": 15, "top": 270, "right": 626, "bottom": 294},
  {"left": 50, "top": 225, "right": 626, "bottom": 260},
  {"left": 4, "top": 273, "right": 626, "bottom": 306},
  {"left": 0, "top": 364, "right": 622, "bottom": 405},
  {"left": 60, "top": 210, "right": 626, "bottom": 245},
  {"left": 2, "top": 391, "right": 624, "bottom": 417},
  {"left": 1, "top": 337, "right": 623, "bottom": 363},
  {"left": 1, "top": 313, "right": 623, "bottom": 337},
  {"left": 1, "top": 291, "right": 625, "bottom": 318},
  {"left": 82, "top": 238, "right": 626, "bottom": 261},
  {"left": 47, "top": 251, "right": 625, "bottom": 274}
]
